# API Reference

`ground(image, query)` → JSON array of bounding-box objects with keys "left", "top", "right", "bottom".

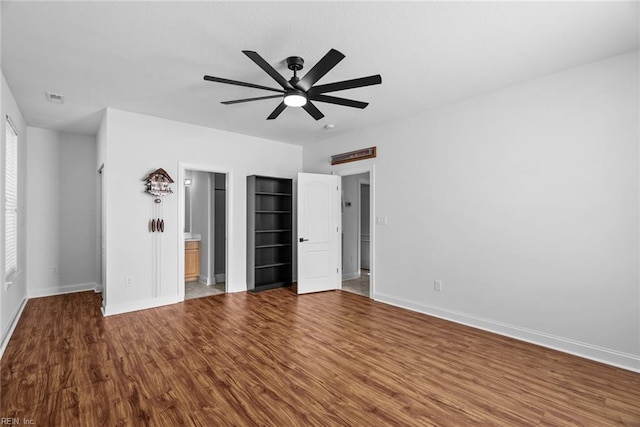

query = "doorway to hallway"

[{"left": 340, "top": 171, "right": 371, "bottom": 298}]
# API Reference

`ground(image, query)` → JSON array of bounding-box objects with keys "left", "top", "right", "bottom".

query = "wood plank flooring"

[{"left": 1, "top": 289, "right": 639, "bottom": 426}]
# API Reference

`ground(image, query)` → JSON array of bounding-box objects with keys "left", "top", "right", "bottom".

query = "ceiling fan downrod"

[{"left": 286, "top": 56, "right": 304, "bottom": 84}]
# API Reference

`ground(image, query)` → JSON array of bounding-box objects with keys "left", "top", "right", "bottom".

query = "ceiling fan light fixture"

[
  {"left": 204, "top": 49, "right": 382, "bottom": 120},
  {"left": 284, "top": 90, "right": 307, "bottom": 107}
]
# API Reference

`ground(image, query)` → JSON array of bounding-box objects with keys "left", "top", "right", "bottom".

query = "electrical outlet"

[
  {"left": 52, "top": 267, "right": 58, "bottom": 275},
  {"left": 434, "top": 280, "right": 442, "bottom": 292},
  {"left": 125, "top": 276, "right": 134, "bottom": 287}
]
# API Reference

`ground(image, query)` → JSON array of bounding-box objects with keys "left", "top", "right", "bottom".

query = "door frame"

[
  {"left": 334, "top": 164, "right": 375, "bottom": 299},
  {"left": 97, "top": 164, "right": 106, "bottom": 305},
  {"left": 177, "top": 163, "right": 231, "bottom": 301}
]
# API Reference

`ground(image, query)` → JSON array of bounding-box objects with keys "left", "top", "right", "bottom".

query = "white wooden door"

[{"left": 297, "top": 173, "right": 341, "bottom": 294}]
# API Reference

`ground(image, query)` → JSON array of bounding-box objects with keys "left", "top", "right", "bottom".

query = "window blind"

[{"left": 5, "top": 116, "right": 18, "bottom": 279}]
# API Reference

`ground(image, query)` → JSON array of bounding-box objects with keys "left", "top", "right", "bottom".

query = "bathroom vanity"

[{"left": 185, "top": 235, "right": 201, "bottom": 282}]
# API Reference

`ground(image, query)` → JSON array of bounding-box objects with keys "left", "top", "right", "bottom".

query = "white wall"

[
  {"left": 101, "top": 108, "right": 302, "bottom": 315},
  {"left": 25, "top": 129, "right": 60, "bottom": 294},
  {"left": 59, "top": 133, "right": 97, "bottom": 289},
  {"left": 97, "top": 111, "right": 107, "bottom": 169},
  {"left": 26, "top": 128, "right": 98, "bottom": 297},
  {"left": 190, "top": 170, "right": 211, "bottom": 283},
  {"left": 184, "top": 170, "right": 192, "bottom": 232},
  {"left": 304, "top": 51, "right": 640, "bottom": 371},
  {"left": 0, "top": 74, "right": 27, "bottom": 353}
]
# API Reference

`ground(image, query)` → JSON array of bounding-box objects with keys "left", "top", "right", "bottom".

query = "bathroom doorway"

[{"left": 184, "top": 170, "right": 227, "bottom": 300}]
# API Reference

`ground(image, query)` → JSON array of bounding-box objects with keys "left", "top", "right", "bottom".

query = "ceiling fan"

[{"left": 203, "top": 49, "right": 382, "bottom": 120}]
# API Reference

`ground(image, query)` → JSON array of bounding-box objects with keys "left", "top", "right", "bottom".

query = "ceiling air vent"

[{"left": 46, "top": 92, "right": 64, "bottom": 104}]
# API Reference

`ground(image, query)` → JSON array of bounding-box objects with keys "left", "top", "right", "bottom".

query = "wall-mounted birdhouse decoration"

[{"left": 145, "top": 168, "right": 174, "bottom": 202}]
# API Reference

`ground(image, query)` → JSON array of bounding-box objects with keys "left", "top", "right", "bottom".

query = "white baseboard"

[
  {"left": 342, "top": 271, "right": 360, "bottom": 281},
  {"left": 198, "top": 275, "right": 217, "bottom": 286},
  {"left": 28, "top": 282, "right": 98, "bottom": 299},
  {"left": 0, "top": 298, "right": 27, "bottom": 360},
  {"left": 374, "top": 292, "right": 640, "bottom": 373},
  {"left": 102, "top": 295, "right": 182, "bottom": 316},
  {"left": 198, "top": 274, "right": 225, "bottom": 286}
]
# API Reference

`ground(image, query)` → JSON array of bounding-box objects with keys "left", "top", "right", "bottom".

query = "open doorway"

[
  {"left": 184, "top": 170, "right": 227, "bottom": 300},
  {"left": 340, "top": 171, "right": 371, "bottom": 297}
]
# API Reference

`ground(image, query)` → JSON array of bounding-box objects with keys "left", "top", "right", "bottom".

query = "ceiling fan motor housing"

[{"left": 286, "top": 56, "right": 304, "bottom": 71}]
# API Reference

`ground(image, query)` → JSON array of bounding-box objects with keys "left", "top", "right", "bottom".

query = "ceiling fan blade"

[
  {"left": 204, "top": 75, "right": 284, "bottom": 94},
  {"left": 221, "top": 95, "right": 283, "bottom": 105},
  {"left": 308, "top": 94, "right": 369, "bottom": 109},
  {"left": 267, "top": 101, "right": 287, "bottom": 120},
  {"left": 297, "top": 49, "right": 346, "bottom": 91},
  {"left": 308, "top": 75, "right": 382, "bottom": 95},
  {"left": 243, "top": 51, "right": 294, "bottom": 90},
  {"left": 302, "top": 101, "right": 325, "bottom": 121}
]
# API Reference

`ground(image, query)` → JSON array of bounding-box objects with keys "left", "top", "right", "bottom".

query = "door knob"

[{"left": 299, "top": 237, "right": 309, "bottom": 242}]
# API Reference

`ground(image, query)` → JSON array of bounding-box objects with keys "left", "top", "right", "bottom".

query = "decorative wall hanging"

[
  {"left": 143, "top": 168, "right": 174, "bottom": 299},
  {"left": 145, "top": 168, "right": 174, "bottom": 202},
  {"left": 144, "top": 168, "right": 174, "bottom": 233},
  {"left": 331, "top": 146, "right": 376, "bottom": 165}
]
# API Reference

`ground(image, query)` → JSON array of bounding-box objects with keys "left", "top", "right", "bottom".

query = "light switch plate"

[{"left": 376, "top": 216, "right": 388, "bottom": 225}]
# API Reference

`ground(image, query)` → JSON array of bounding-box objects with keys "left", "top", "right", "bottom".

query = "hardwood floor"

[{"left": 2, "top": 289, "right": 639, "bottom": 426}]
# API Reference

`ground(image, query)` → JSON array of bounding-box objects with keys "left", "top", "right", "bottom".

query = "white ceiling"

[{"left": 2, "top": 1, "right": 638, "bottom": 146}]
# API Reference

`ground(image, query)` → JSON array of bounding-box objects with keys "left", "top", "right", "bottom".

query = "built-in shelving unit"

[{"left": 247, "top": 175, "right": 293, "bottom": 292}]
